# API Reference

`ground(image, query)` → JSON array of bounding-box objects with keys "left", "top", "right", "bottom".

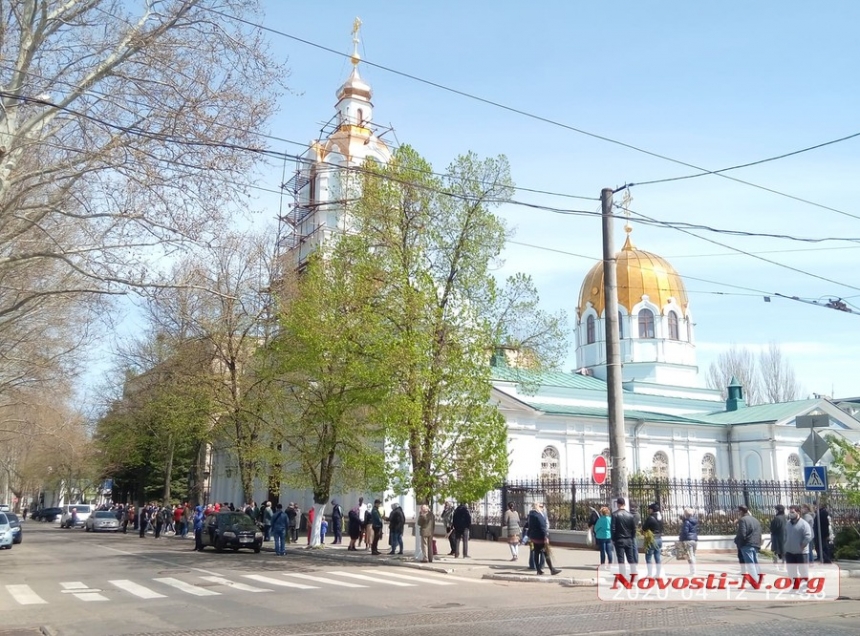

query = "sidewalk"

[{"left": 269, "top": 537, "right": 860, "bottom": 586}]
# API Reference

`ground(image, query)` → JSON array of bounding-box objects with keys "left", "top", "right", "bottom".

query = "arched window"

[
  {"left": 787, "top": 453, "right": 802, "bottom": 482},
  {"left": 638, "top": 308, "right": 655, "bottom": 339},
  {"left": 357, "top": 108, "right": 364, "bottom": 125},
  {"left": 701, "top": 453, "right": 716, "bottom": 480},
  {"left": 652, "top": 451, "right": 669, "bottom": 479},
  {"left": 668, "top": 312, "right": 679, "bottom": 340},
  {"left": 586, "top": 315, "right": 596, "bottom": 344},
  {"left": 540, "top": 446, "right": 560, "bottom": 481},
  {"left": 618, "top": 311, "right": 624, "bottom": 338}
]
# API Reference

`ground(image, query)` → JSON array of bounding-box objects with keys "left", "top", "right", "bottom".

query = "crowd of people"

[{"left": 584, "top": 498, "right": 834, "bottom": 579}]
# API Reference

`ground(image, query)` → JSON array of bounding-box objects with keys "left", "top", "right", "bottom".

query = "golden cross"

[
  {"left": 621, "top": 189, "right": 633, "bottom": 229},
  {"left": 352, "top": 17, "right": 362, "bottom": 38}
]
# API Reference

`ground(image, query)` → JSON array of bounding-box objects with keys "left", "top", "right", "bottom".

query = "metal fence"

[{"left": 492, "top": 478, "right": 860, "bottom": 535}]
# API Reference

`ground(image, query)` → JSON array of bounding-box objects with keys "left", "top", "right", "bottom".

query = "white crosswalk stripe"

[
  {"left": 242, "top": 574, "right": 317, "bottom": 590},
  {"left": 109, "top": 580, "right": 166, "bottom": 599},
  {"left": 327, "top": 571, "right": 414, "bottom": 586},
  {"left": 153, "top": 577, "right": 220, "bottom": 596},
  {"left": 5, "top": 584, "right": 47, "bottom": 605},
  {"left": 3, "top": 567, "right": 483, "bottom": 607},
  {"left": 362, "top": 570, "right": 455, "bottom": 585},
  {"left": 281, "top": 573, "right": 367, "bottom": 588},
  {"left": 60, "top": 581, "right": 108, "bottom": 602},
  {"left": 200, "top": 576, "right": 271, "bottom": 593}
]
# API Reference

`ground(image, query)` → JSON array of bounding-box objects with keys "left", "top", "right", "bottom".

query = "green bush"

[
  {"left": 835, "top": 526, "right": 860, "bottom": 550},
  {"left": 835, "top": 545, "right": 860, "bottom": 561}
]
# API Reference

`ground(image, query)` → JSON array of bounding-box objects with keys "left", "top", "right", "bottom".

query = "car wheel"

[
  {"left": 215, "top": 539, "right": 225, "bottom": 553},
  {"left": 254, "top": 543, "right": 261, "bottom": 554}
]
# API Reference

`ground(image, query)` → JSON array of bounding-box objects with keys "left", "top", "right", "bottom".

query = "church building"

[
  {"left": 492, "top": 224, "right": 860, "bottom": 483},
  {"left": 206, "top": 25, "right": 860, "bottom": 510}
]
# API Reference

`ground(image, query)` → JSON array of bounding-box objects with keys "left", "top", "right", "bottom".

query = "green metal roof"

[
  {"left": 698, "top": 399, "right": 820, "bottom": 425},
  {"left": 518, "top": 400, "right": 722, "bottom": 426},
  {"left": 490, "top": 366, "right": 607, "bottom": 390}
]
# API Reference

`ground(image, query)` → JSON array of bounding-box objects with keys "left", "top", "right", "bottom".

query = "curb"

[
  {"left": 483, "top": 572, "right": 597, "bottom": 586},
  {"left": 40, "top": 626, "right": 60, "bottom": 636},
  {"left": 274, "top": 545, "right": 454, "bottom": 574}
]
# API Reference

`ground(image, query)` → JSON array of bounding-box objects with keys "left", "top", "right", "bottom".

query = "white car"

[
  {"left": 0, "top": 504, "right": 10, "bottom": 512},
  {"left": 0, "top": 513, "right": 13, "bottom": 549},
  {"left": 59, "top": 504, "right": 92, "bottom": 528}
]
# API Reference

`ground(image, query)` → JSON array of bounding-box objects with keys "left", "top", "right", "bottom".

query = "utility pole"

[{"left": 602, "top": 187, "right": 628, "bottom": 500}]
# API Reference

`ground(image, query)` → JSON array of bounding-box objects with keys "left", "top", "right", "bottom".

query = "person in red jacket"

[{"left": 307, "top": 506, "right": 315, "bottom": 544}]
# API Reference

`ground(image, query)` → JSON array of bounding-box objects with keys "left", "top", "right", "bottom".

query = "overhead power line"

[{"left": 198, "top": 7, "right": 860, "bottom": 224}]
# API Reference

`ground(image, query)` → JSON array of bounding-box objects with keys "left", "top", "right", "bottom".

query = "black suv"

[
  {"left": 203, "top": 512, "right": 263, "bottom": 553},
  {"left": 35, "top": 507, "right": 63, "bottom": 522}
]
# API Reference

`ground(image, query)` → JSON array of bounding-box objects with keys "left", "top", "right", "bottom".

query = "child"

[{"left": 320, "top": 518, "right": 328, "bottom": 544}]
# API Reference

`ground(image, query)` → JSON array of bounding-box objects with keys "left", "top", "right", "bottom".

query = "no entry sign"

[{"left": 592, "top": 455, "right": 608, "bottom": 485}]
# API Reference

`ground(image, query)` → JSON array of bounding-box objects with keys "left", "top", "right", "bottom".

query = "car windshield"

[
  {"left": 6, "top": 514, "right": 18, "bottom": 523},
  {"left": 221, "top": 513, "right": 256, "bottom": 530},
  {"left": 94, "top": 511, "right": 115, "bottom": 518},
  {"left": 73, "top": 505, "right": 91, "bottom": 513}
]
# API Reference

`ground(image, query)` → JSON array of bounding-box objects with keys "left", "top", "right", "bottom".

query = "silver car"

[{"left": 84, "top": 510, "right": 120, "bottom": 532}]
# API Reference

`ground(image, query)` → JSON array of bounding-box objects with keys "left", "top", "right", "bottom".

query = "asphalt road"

[{"left": 3, "top": 522, "right": 860, "bottom": 636}]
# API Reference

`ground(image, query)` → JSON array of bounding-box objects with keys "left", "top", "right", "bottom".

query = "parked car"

[
  {"left": 60, "top": 504, "right": 92, "bottom": 528},
  {"left": 0, "top": 504, "right": 10, "bottom": 512},
  {"left": 202, "top": 511, "right": 263, "bottom": 553},
  {"left": 4, "top": 513, "right": 22, "bottom": 544},
  {"left": 36, "top": 507, "right": 63, "bottom": 523},
  {"left": 84, "top": 510, "right": 120, "bottom": 532},
  {"left": 0, "top": 513, "right": 13, "bottom": 549}
]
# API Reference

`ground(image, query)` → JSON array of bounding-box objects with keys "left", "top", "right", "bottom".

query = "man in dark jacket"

[
  {"left": 735, "top": 505, "right": 762, "bottom": 575},
  {"left": 610, "top": 497, "right": 638, "bottom": 575},
  {"left": 769, "top": 505, "right": 787, "bottom": 569},
  {"left": 526, "top": 503, "right": 561, "bottom": 576},
  {"left": 330, "top": 499, "right": 343, "bottom": 544},
  {"left": 452, "top": 503, "right": 472, "bottom": 558},
  {"left": 370, "top": 499, "right": 384, "bottom": 555},
  {"left": 387, "top": 503, "right": 405, "bottom": 555},
  {"left": 813, "top": 504, "right": 832, "bottom": 564}
]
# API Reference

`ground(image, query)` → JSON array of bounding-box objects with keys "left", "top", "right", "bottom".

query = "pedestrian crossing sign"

[{"left": 804, "top": 466, "right": 827, "bottom": 491}]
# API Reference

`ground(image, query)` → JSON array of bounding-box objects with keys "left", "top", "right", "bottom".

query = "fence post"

[
  {"left": 501, "top": 482, "right": 507, "bottom": 521},
  {"left": 570, "top": 479, "right": 577, "bottom": 530}
]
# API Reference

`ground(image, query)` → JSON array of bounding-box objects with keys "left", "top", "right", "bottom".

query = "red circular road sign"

[{"left": 592, "top": 455, "right": 608, "bottom": 485}]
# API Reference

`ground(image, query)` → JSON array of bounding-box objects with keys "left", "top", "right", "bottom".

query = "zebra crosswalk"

[{"left": 2, "top": 568, "right": 482, "bottom": 608}]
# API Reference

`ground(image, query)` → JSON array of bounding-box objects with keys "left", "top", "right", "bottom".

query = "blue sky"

[{"left": 239, "top": 2, "right": 860, "bottom": 398}]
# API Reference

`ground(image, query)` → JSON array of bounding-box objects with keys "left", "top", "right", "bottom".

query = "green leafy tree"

[
  {"left": 826, "top": 435, "right": 860, "bottom": 506},
  {"left": 348, "top": 146, "right": 565, "bottom": 505},
  {"left": 256, "top": 249, "right": 390, "bottom": 545}
]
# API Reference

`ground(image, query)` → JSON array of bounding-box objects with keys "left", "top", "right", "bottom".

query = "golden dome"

[{"left": 578, "top": 233, "right": 688, "bottom": 317}]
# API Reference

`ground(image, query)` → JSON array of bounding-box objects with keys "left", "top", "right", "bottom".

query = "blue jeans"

[
  {"left": 597, "top": 538, "right": 613, "bottom": 564},
  {"left": 273, "top": 530, "right": 286, "bottom": 555},
  {"left": 645, "top": 537, "right": 663, "bottom": 575},
  {"left": 739, "top": 545, "right": 760, "bottom": 575},
  {"left": 389, "top": 532, "right": 403, "bottom": 554}
]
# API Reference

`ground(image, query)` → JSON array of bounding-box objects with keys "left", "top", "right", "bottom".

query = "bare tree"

[
  {"left": 707, "top": 342, "right": 802, "bottom": 405},
  {"left": 140, "top": 231, "right": 285, "bottom": 503},
  {"left": 0, "top": 0, "right": 284, "bottom": 401},
  {"left": 759, "top": 341, "right": 801, "bottom": 403},
  {"left": 707, "top": 345, "right": 763, "bottom": 405}
]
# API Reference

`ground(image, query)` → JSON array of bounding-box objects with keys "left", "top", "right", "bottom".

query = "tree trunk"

[
  {"left": 162, "top": 434, "right": 175, "bottom": 505},
  {"left": 308, "top": 502, "right": 326, "bottom": 548}
]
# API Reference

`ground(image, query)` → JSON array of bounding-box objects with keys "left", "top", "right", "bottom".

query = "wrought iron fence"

[{"left": 499, "top": 478, "right": 860, "bottom": 535}]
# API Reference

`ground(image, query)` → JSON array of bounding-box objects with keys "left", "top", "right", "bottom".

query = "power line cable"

[
  {"left": 624, "top": 207, "right": 860, "bottom": 293},
  {"left": 197, "top": 7, "right": 860, "bottom": 224}
]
